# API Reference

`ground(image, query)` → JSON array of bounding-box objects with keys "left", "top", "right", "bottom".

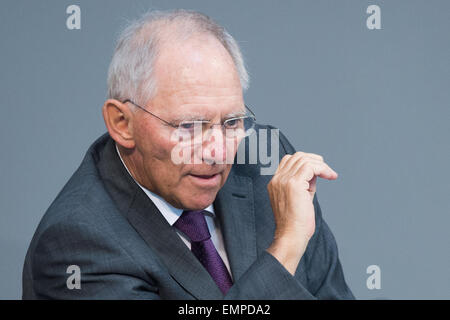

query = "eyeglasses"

[{"left": 122, "top": 99, "right": 256, "bottom": 141}]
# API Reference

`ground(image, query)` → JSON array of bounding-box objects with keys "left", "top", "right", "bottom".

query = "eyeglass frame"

[{"left": 122, "top": 99, "right": 256, "bottom": 133}]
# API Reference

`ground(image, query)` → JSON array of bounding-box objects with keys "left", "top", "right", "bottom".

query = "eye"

[
  {"left": 179, "top": 122, "right": 195, "bottom": 130},
  {"left": 224, "top": 118, "right": 242, "bottom": 129},
  {"left": 178, "top": 121, "right": 206, "bottom": 131}
]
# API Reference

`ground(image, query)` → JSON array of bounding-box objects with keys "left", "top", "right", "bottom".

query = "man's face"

[{"left": 129, "top": 35, "right": 245, "bottom": 210}]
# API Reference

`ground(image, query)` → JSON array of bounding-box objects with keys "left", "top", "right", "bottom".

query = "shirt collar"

[{"left": 114, "top": 143, "right": 215, "bottom": 225}]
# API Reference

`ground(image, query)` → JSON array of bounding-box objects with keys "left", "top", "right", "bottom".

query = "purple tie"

[{"left": 173, "top": 210, "right": 233, "bottom": 295}]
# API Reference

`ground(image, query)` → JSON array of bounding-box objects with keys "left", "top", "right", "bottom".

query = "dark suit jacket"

[{"left": 22, "top": 124, "right": 354, "bottom": 299}]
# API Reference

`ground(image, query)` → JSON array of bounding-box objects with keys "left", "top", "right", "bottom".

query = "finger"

[
  {"left": 283, "top": 155, "right": 326, "bottom": 177},
  {"left": 304, "top": 152, "right": 324, "bottom": 162},
  {"left": 294, "top": 161, "right": 338, "bottom": 182},
  {"left": 276, "top": 152, "right": 308, "bottom": 175},
  {"left": 279, "top": 152, "right": 305, "bottom": 174},
  {"left": 280, "top": 151, "right": 324, "bottom": 175},
  {"left": 286, "top": 158, "right": 325, "bottom": 178},
  {"left": 275, "top": 154, "right": 293, "bottom": 174},
  {"left": 276, "top": 152, "right": 326, "bottom": 176}
]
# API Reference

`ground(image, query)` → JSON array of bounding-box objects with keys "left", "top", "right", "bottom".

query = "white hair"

[{"left": 107, "top": 9, "right": 249, "bottom": 106}]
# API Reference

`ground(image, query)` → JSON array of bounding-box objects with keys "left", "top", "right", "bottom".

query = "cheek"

[
  {"left": 134, "top": 122, "right": 181, "bottom": 174},
  {"left": 135, "top": 121, "right": 167, "bottom": 158}
]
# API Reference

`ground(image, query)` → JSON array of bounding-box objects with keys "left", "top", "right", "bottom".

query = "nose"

[{"left": 200, "top": 126, "right": 227, "bottom": 164}]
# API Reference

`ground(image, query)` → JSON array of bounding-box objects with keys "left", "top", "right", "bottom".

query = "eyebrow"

[
  {"left": 225, "top": 110, "right": 247, "bottom": 118},
  {"left": 171, "top": 109, "right": 247, "bottom": 123},
  {"left": 171, "top": 115, "right": 211, "bottom": 123}
]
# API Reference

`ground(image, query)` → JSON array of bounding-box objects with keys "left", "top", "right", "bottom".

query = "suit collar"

[{"left": 95, "top": 134, "right": 257, "bottom": 299}]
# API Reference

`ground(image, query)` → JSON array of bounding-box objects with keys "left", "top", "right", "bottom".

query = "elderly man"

[{"left": 23, "top": 9, "right": 354, "bottom": 299}]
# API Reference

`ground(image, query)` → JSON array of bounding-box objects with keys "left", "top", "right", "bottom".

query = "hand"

[{"left": 266, "top": 152, "right": 338, "bottom": 275}]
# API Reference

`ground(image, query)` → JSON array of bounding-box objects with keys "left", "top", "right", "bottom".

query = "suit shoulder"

[{"left": 36, "top": 174, "right": 105, "bottom": 230}]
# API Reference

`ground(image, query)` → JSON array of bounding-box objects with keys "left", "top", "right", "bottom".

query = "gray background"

[{"left": 1, "top": 0, "right": 449, "bottom": 299}]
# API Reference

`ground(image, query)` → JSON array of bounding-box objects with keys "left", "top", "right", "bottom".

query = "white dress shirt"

[{"left": 115, "top": 144, "right": 232, "bottom": 277}]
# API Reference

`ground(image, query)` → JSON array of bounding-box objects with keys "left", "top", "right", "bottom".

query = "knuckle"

[
  {"left": 302, "top": 162, "right": 312, "bottom": 171},
  {"left": 268, "top": 177, "right": 277, "bottom": 188},
  {"left": 286, "top": 178, "right": 297, "bottom": 189},
  {"left": 295, "top": 151, "right": 305, "bottom": 159},
  {"left": 310, "top": 152, "right": 323, "bottom": 160},
  {"left": 307, "top": 152, "right": 323, "bottom": 161},
  {"left": 297, "top": 159, "right": 307, "bottom": 168},
  {"left": 280, "top": 176, "right": 289, "bottom": 186}
]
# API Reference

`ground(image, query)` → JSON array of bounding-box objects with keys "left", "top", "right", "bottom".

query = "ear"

[{"left": 102, "top": 99, "right": 136, "bottom": 149}]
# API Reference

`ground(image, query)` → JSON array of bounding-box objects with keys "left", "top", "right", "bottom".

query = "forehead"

[
  {"left": 150, "top": 34, "right": 243, "bottom": 116},
  {"left": 155, "top": 34, "right": 238, "bottom": 83}
]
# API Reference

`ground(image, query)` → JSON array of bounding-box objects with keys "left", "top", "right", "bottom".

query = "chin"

[{"left": 182, "top": 191, "right": 218, "bottom": 210}]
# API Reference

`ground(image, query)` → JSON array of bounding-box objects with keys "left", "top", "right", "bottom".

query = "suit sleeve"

[
  {"left": 303, "top": 195, "right": 355, "bottom": 299},
  {"left": 223, "top": 196, "right": 354, "bottom": 300},
  {"left": 28, "top": 220, "right": 160, "bottom": 300},
  {"left": 222, "top": 127, "right": 354, "bottom": 299}
]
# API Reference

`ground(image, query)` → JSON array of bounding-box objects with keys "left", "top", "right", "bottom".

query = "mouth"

[{"left": 188, "top": 173, "right": 222, "bottom": 187}]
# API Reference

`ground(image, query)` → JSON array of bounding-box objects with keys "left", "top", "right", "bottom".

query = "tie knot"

[{"left": 173, "top": 210, "right": 211, "bottom": 242}]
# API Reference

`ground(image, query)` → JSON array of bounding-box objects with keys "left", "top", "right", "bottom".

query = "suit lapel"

[
  {"left": 96, "top": 135, "right": 258, "bottom": 298},
  {"left": 96, "top": 136, "right": 223, "bottom": 299},
  {"left": 214, "top": 170, "right": 257, "bottom": 281},
  {"left": 127, "top": 190, "right": 224, "bottom": 300}
]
